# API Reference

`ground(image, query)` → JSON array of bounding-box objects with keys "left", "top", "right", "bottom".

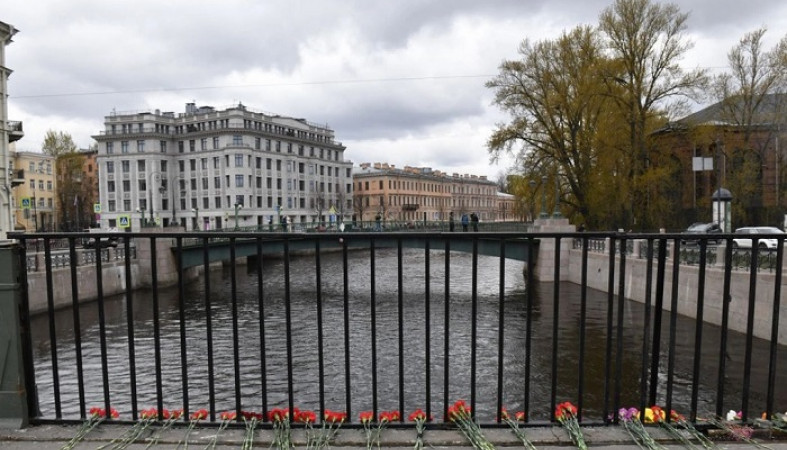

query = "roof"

[{"left": 676, "top": 93, "right": 787, "bottom": 128}]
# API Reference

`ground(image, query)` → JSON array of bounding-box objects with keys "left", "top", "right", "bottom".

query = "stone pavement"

[{"left": 2, "top": 423, "right": 787, "bottom": 449}]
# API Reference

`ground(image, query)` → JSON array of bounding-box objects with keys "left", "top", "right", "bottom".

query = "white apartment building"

[{"left": 93, "top": 102, "right": 353, "bottom": 230}]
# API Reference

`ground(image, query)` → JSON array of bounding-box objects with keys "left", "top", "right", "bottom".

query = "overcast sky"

[{"left": 5, "top": 0, "right": 787, "bottom": 181}]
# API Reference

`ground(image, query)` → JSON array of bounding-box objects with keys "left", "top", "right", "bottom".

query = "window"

[
  {"left": 235, "top": 175, "right": 244, "bottom": 187},
  {"left": 275, "top": 141, "right": 281, "bottom": 152},
  {"left": 122, "top": 161, "right": 130, "bottom": 173},
  {"left": 214, "top": 176, "right": 221, "bottom": 188},
  {"left": 107, "top": 162, "right": 115, "bottom": 173},
  {"left": 108, "top": 181, "right": 115, "bottom": 192},
  {"left": 255, "top": 137, "right": 261, "bottom": 149},
  {"left": 178, "top": 141, "right": 184, "bottom": 153},
  {"left": 137, "top": 140, "right": 145, "bottom": 152},
  {"left": 201, "top": 158, "right": 208, "bottom": 170},
  {"left": 189, "top": 140, "right": 195, "bottom": 152},
  {"left": 108, "top": 200, "right": 116, "bottom": 212},
  {"left": 139, "top": 179, "right": 147, "bottom": 191},
  {"left": 266, "top": 158, "right": 272, "bottom": 170},
  {"left": 235, "top": 195, "right": 244, "bottom": 206},
  {"left": 233, "top": 135, "right": 242, "bottom": 146},
  {"left": 160, "top": 160, "right": 168, "bottom": 172},
  {"left": 122, "top": 180, "right": 130, "bottom": 192},
  {"left": 121, "top": 141, "right": 129, "bottom": 153},
  {"left": 214, "top": 157, "right": 220, "bottom": 169},
  {"left": 215, "top": 197, "right": 222, "bottom": 209},
  {"left": 256, "top": 157, "right": 262, "bottom": 169},
  {"left": 213, "top": 137, "right": 219, "bottom": 149},
  {"left": 235, "top": 154, "right": 243, "bottom": 167},
  {"left": 160, "top": 141, "right": 167, "bottom": 153},
  {"left": 276, "top": 160, "right": 281, "bottom": 171},
  {"left": 137, "top": 160, "right": 146, "bottom": 171},
  {"left": 107, "top": 142, "right": 114, "bottom": 154}
]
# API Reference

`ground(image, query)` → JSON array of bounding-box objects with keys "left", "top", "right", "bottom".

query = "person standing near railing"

[
  {"left": 449, "top": 211, "right": 455, "bottom": 232},
  {"left": 471, "top": 212, "right": 479, "bottom": 232},
  {"left": 461, "top": 213, "right": 469, "bottom": 232}
]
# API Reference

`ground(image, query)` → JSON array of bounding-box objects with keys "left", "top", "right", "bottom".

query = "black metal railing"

[{"left": 10, "top": 231, "right": 786, "bottom": 430}]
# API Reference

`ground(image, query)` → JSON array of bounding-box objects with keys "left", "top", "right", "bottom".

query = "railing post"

[{"left": 0, "top": 242, "right": 29, "bottom": 428}]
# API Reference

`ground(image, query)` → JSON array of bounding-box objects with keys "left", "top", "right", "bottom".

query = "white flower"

[{"left": 726, "top": 410, "right": 739, "bottom": 421}]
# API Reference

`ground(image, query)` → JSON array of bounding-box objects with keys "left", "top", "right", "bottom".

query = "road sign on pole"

[
  {"left": 93, "top": 203, "right": 101, "bottom": 214},
  {"left": 20, "top": 198, "right": 31, "bottom": 209},
  {"left": 118, "top": 215, "right": 130, "bottom": 228}
]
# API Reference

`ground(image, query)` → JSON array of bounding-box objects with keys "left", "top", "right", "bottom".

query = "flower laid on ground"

[
  {"left": 175, "top": 408, "right": 208, "bottom": 450},
  {"left": 703, "top": 412, "right": 772, "bottom": 449},
  {"left": 446, "top": 400, "right": 495, "bottom": 450},
  {"left": 144, "top": 408, "right": 183, "bottom": 450},
  {"left": 500, "top": 408, "right": 536, "bottom": 450},
  {"left": 359, "top": 410, "right": 400, "bottom": 450},
  {"left": 759, "top": 411, "right": 787, "bottom": 434},
  {"left": 61, "top": 406, "right": 119, "bottom": 450},
  {"left": 293, "top": 409, "right": 318, "bottom": 449},
  {"left": 555, "top": 401, "right": 587, "bottom": 450},
  {"left": 408, "top": 409, "right": 429, "bottom": 450},
  {"left": 97, "top": 407, "right": 160, "bottom": 450},
  {"left": 268, "top": 407, "right": 293, "bottom": 450},
  {"left": 618, "top": 407, "right": 666, "bottom": 450},
  {"left": 241, "top": 411, "right": 263, "bottom": 450},
  {"left": 204, "top": 411, "right": 236, "bottom": 450},
  {"left": 310, "top": 409, "right": 347, "bottom": 449},
  {"left": 657, "top": 409, "right": 715, "bottom": 450}
]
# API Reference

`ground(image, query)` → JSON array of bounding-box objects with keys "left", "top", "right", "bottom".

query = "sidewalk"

[{"left": 2, "top": 423, "right": 787, "bottom": 449}]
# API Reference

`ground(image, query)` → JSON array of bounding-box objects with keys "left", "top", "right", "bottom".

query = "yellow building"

[
  {"left": 10, "top": 148, "right": 57, "bottom": 231},
  {"left": 352, "top": 162, "right": 499, "bottom": 223}
]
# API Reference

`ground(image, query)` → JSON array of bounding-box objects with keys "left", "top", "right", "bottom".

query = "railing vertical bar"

[
  {"left": 470, "top": 237, "right": 478, "bottom": 417},
  {"left": 284, "top": 238, "right": 295, "bottom": 415},
  {"left": 766, "top": 240, "right": 784, "bottom": 418},
  {"left": 68, "top": 239, "right": 86, "bottom": 418},
  {"left": 93, "top": 241, "right": 111, "bottom": 417},
  {"left": 124, "top": 237, "right": 140, "bottom": 419},
  {"left": 43, "top": 240, "right": 61, "bottom": 418},
  {"left": 342, "top": 238, "right": 352, "bottom": 418},
  {"left": 689, "top": 241, "right": 708, "bottom": 422},
  {"left": 496, "top": 239, "right": 505, "bottom": 422},
  {"left": 741, "top": 241, "right": 760, "bottom": 422},
  {"left": 315, "top": 239, "right": 326, "bottom": 420},
  {"left": 230, "top": 238, "right": 242, "bottom": 417},
  {"left": 648, "top": 239, "right": 667, "bottom": 407},
  {"left": 150, "top": 237, "right": 164, "bottom": 418},
  {"left": 443, "top": 238, "right": 451, "bottom": 420},
  {"left": 370, "top": 238, "right": 379, "bottom": 416},
  {"left": 639, "top": 239, "right": 654, "bottom": 415},
  {"left": 525, "top": 236, "right": 534, "bottom": 421},
  {"left": 256, "top": 238, "right": 268, "bottom": 416},
  {"left": 175, "top": 237, "right": 190, "bottom": 417},
  {"left": 424, "top": 240, "right": 432, "bottom": 420},
  {"left": 716, "top": 241, "right": 733, "bottom": 417},
  {"left": 397, "top": 239, "right": 405, "bottom": 420},
  {"left": 666, "top": 239, "right": 682, "bottom": 420},
  {"left": 602, "top": 235, "right": 615, "bottom": 423},
  {"left": 575, "top": 236, "right": 587, "bottom": 420},
  {"left": 202, "top": 237, "right": 216, "bottom": 420},
  {"left": 614, "top": 236, "right": 627, "bottom": 419}
]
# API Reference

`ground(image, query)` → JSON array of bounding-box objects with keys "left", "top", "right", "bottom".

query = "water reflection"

[{"left": 31, "top": 248, "right": 786, "bottom": 422}]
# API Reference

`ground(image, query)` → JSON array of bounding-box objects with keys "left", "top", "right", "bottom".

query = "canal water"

[{"left": 30, "top": 248, "right": 787, "bottom": 422}]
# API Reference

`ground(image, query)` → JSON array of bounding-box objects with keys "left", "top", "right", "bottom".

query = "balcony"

[{"left": 8, "top": 120, "right": 23, "bottom": 142}]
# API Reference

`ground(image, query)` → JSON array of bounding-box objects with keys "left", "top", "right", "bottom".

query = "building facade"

[
  {"left": 10, "top": 149, "right": 56, "bottom": 231},
  {"left": 93, "top": 102, "right": 353, "bottom": 230},
  {"left": 352, "top": 162, "right": 499, "bottom": 224},
  {"left": 1, "top": 21, "right": 23, "bottom": 238}
]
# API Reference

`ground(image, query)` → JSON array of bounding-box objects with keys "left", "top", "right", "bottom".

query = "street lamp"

[
  {"left": 552, "top": 173, "right": 562, "bottom": 218},
  {"left": 234, "top": 202, "right": 243, "bottom": 231},
  {"left": 539, "top": 176, "right": 549, "bottom": 219},
  {"left": 136, "top": 207, "right": 146, "bottom": 229},
  {"left": 192, "top": 207, "right": 199, "bottom": 231}
]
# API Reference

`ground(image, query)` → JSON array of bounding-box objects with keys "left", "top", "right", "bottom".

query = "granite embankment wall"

[
  {"left": 565, "top": 243, "right": 787, "bottom": 346},
  {"left": 25, "top": 237, "right": 196, "bottom": 315}
]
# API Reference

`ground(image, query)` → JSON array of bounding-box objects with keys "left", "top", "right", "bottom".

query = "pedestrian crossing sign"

[
  {"left": 118, "top": 215, "right": 130, "bottom": 228},
  {"left": 21, "top": 197, "right": 31, "bottom": 209},
  {"left": 93, "top": 203, "right": 101, "bottom": 213}
]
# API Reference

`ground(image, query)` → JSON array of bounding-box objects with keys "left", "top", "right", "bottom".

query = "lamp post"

[
  {"left": 528, "top": 179, "right": 537, "bottom": 222},
  {"left": 136, "top": 207, "right": 146, "bottom": 229},
  {"left": 552, "top": 172, "right": 562, "bottom": 218},
  {"left": 539, "top": 176, "right": 549, "bottom": 219},
  {"left": 234, "top": 202, "right": 242, "bottom": 231},
  {"left": 192, "top": 207, "right": 199, "bottom": 231}
]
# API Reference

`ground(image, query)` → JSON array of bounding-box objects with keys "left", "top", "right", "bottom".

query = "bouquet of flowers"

[
  {"left": 446, "top": 400, "right": 495, "bottom": 450},
  {"left": 500, "top": 408, "right": 536, "bottom": 450},
  {"left": 359, "top": 410, "right": 399, "bottom": 449},
  {"left": 408, "top": 409, "right": 429, "bottom": 450},
  {"left": 175, "top": 408, "right": 207, "bottom": 450},
  {"left": 658, "top": 409, "right": 715, "bottom": 449},
  {"left": 96, "top": 407, "right": 157, "bottom": 450},
  {"left": 312, "top": 409, "right": 347, "bottom": 449},
  {"left": 205, "top": 411, "right": 235, "bottom": 450},
  {"left": 618, "top": 407, "right": 666, "bottom": 450},
  {"left": 241, "top": 411, "right": 263, "bottom": 450},
  {"left": 555, "top": 401, "right": 587, "bottom": 450},
  {"left": 267, "top": 407, "right": 293, "bottom": 450},
  {"left": 61, "top": 406, "right": 119, "bottom": 450},
  {"left": 704, "top": 410, "right": 772, "bottom": 449},
  {"left": 144, "top": 408, "right": 183, "bottom": 450}
]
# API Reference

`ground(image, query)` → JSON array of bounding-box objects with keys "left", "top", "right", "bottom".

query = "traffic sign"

[
  {"left": 118, "top": 215, "right": 130, "bottom": 228},
  {"left": 21, "top": 198, "right": 31, "bottom": 209},
  {"left": 93, "top": 203, "right": 101, "bottom": 213}
]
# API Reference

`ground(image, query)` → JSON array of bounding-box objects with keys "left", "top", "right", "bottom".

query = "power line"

[{"left": 11, "top": 74, "right": 495, "bottom": 100}]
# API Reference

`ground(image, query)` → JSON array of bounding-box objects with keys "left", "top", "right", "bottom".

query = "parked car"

[
  {"left": 732, "top": 226, "right": 785, "bottom": 249},
  {"left": 83, "top": 236, "right": 118, "bottom": 248},
  {"left": 681, "top": 222, "right": 723, "bottom": 246}
]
